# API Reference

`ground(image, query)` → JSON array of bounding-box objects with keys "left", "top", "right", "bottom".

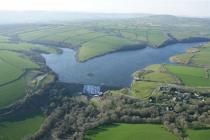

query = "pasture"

[
  {"left": 0, "top": 78, "right": 25, "bottom": 107},
  {"left": 170, "top": 53, "right": 194, "bottom": 64},
  {"left": 165, "top": 65, "right": 210, "bottom": 87},
  {"left": 143, "top": 64, "right": 177, "bottom": 84},
  {"left": 191, "top": 44, "right": 210, "bottom": 67},
  {"left": 170, "top": 43, "right": 210, "bottom": 68},
  {"left": 0, "top": 41, "right": 56, "bottom": 108},
  {"left": 0, "top": 39, "right": 54, "bottom": 139},
  {"left": 0, "top": 58, "right": 22, "bottom": 85},
  {"left": 0, "top": 15, "right": 209, "bottom": 140},
  {"left": 0, "top": 35, "right": 9, "bottom": 43},
  {"left": 0, "top": 42, "right": 57, "bottom": 53},
  {"left": 130, "top": 64, "right": 178, "bottom": 99},
  {"left": 77, "top": 36, "right": 133, "bottom": 61},
  {"left": 143, "top": 72, "right": 176, "bottom": 83},
  {"left": 3, "top": 16, "right": 208, "bottom": 61},
  {"left": 0, "top": 114, "right": 45, "bottom": 140},
  {"left": 0, "top": 50, "right": 40, "bottom": 107},
  {"left": 187, "top": 129, "right": 210, "bottom": 140},
  {"left": 147, "top": 30, "right": 168, "bottom": 47},
  {"left": 131, "top": 81, "right": 160, "bottom": 99},
  {"left": 85, "top": 124, "right": 179, "bottom": 140}
]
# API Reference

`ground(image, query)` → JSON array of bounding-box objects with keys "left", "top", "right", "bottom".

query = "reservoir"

[{"left": 42, "top": 42, "right": 203, "bottom": 87}]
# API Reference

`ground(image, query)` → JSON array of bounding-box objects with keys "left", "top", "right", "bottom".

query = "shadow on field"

[
  {"left": 0, "top": 110, "right": 42, "bottom": 123},
  {"left": 85, "top": 123, "right": 120, "bottom": 140},
  {"left": 0, "top": 123, "right": 6, "bottom": 127}
]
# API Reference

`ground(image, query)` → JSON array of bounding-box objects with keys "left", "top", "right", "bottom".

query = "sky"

[{"left": 0, "top": 0, "right": 209, "bottom": 17}]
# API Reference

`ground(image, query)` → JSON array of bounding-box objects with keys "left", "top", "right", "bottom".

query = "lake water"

[{"left": 42, "top": 43, "right": 203, "bottom": 87}]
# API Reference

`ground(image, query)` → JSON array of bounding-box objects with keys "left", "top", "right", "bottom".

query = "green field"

[
  {"left": 0, "top": 15, "right": 210, "bottom": 139},
  {"left": 0, "top": 58, "right": 22, "bottom": 85},
  {"left": 144, "top": 64, "right": 164, "bottom": 71},
  {"left": 130, "top": 60, "right": 210, "bottom": 99},
  {"left": 0, "top": 50, "right": 39, "bottom": 72},
  {"left": 0, "top": 78, "right": 26, "bottom": 107},
  {"left": 130, "top": 64, "right": 178, "bottom": 99},
  {"left": 147, "top": 30, "right": 168, "bottom": 47},
  {"left": 64, "top": 32, "right": 106, "bottom": 46},
  {"left": 191, "top": 45, "right": 210, "bottom": 67},
  {"left": 85, "top": 124, "right": 179, "bottom": 140},
  {"left": 0, "top": 50, "right": 40, "bottom": 107},
  {"left": 0, "top": 38, "right": 54, "bottom": 140},
  {"left": 0, "top": 114, "right": 45, "bottom": 140},
  {"left": 0, "top": 40, "right": 57, "bottom": 108},
  {"left": 0, "top": 35, "right": 9, "bottom": 43},
  {"left": 77, "top": 36, "right": 134, "bottom": 61},
  {"left": 171, "top": 53, "right": 194, "bottom": 64},
  {"left": 187, "top": 129, "right": 210, "bottom": 140},
  {"left": 165, "top": 65, "right": 210, "bottom": 87},
  {"left": 170, "top": 43, "right": 210, "bottom": 68},
  {"left": 143, "top": 64, "right": 176, "bottom": 83},
  {"left": 144, "top": 72, "right": 176, "bottom": 83},
  {"left": 131, "top": 81, "right": 160, "bottom": 99},
  {"left": 1, "top": 15, "right": 207, "bottom": 61},
  {"left": 120, "top": 31, "right": 137, "bottom": 41},
  {"left": 0, "top": 42, "right": 57, "bottom": 53}
]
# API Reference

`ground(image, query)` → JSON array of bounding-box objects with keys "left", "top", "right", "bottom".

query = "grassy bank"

[
  {"left": 165, "top": 65, "right": 210, "bottom": 87},
  {"left": 0, "top": 114, "right": 45, "bottom": 140},
  {"left": 187, "top": 129, "right": 210, "bottom": 140},
  {"left": 0, "top": 39, "right": 57, "bottom": 108},
  {"left": 85, "top": 124, "right": 179, "bottom": 140},
  {"left": 77, "top": 36, "right": 134, "bottom": 61},
  {"left": 1, "top": 15, "right": 209, "bottom": 61},
  {"left": 170, "top": 43, "right": 210, "bottom": 68}
]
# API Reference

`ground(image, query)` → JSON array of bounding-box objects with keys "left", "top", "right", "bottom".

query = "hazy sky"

[{"left": 0, "top": 0, "right": 209, "bottom": 17}]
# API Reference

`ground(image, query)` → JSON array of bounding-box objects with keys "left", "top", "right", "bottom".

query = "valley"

[{"left": 0, "top": 14, "right": 210, "bottom": 140}]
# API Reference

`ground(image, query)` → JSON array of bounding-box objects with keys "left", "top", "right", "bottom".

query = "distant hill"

[{"left": 0, "top": 11, "right": 149, "bottom": 24}]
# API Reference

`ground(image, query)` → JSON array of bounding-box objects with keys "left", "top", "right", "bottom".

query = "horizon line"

[{"left": 0, "top": 10, "right": 209, "bottom": 18}]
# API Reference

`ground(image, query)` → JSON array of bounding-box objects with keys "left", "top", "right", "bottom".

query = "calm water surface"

[{"left": 43, "top": 43, "right": 203, "bottom": 87}]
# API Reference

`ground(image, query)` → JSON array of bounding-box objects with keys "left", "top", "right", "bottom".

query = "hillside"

[
  {"left": 0, "top": 15, "right": 210, "bottom": 140},
  {"left": 1, "top": 15, "right": 210, "bottom": 61}
]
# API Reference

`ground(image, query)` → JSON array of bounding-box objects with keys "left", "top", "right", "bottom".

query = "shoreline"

[
  {"left": 158, "top": 37, "right": 210, "bottom": 48},
  {"left": 76, "top": 43, "right": 147, "bottom": 63},
  {"left": 34, "top": 39, "right": 210, "bottom": 89},
  {"left": 25, "top": 36, "right": 210, "bottom": 63},
  {"left": 169, "top": 42, "right": 206, "bottom": 64},
  {"left": 77, "top": 37, "right": 210, "bottom": 63},
  {"left": 0, "top": 49, "right": 58, "bottom": 110}
]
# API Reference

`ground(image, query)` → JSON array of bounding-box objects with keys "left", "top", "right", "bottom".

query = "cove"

[{"left": 42, "top": 42, "right": 204, "bottom": 87}]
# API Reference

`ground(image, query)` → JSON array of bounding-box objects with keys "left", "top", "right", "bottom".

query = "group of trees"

[{"left": 3, "top": 82, "right": 209, "bottom": 140}]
